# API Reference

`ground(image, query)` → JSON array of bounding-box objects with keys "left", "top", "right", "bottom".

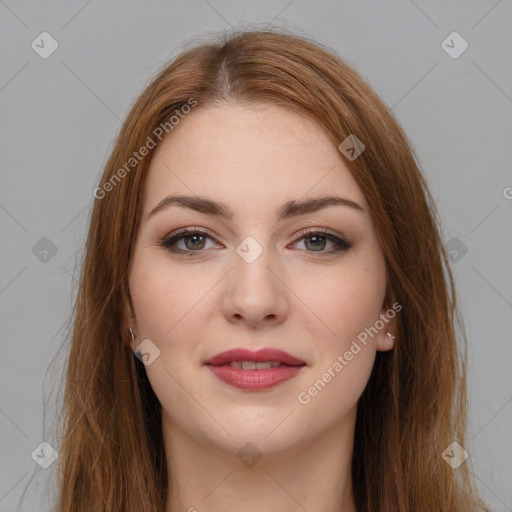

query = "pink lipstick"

[{"left": 204, "top": 348, "right": 306, "bottom": 391}]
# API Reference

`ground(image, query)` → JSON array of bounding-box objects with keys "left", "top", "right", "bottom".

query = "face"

[{"left": 127, "top": 102, "right": 395, "bottom": 456}]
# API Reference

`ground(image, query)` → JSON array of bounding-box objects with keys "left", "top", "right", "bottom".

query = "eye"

[
  {"left": 160, "top": 228, "right": 218, "bottom": 257},
  {"left": 289, "top": 228, "right": 352, "bottom": 258},
  {"left": 159, "top": 227, "right": 352, "bottom": 258}
]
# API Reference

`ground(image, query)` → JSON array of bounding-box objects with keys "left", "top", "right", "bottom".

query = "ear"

[
  {"left": 376, "top": 330, "right": 395, "bottom": 352},
  {"left": 375, "top": 303, "right": 398, "bottom": 352}
]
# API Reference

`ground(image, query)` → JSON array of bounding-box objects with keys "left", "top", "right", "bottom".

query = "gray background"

[{"left": 1, "top": 1, "right": 511, "bottom": 510}]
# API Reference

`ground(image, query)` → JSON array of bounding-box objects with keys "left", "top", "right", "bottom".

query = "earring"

[
  {"left": 125, "top": 302, "right": 138, "bottom": 350},
  {"left": 386, "top": 332, "right": 396, "bottom": 341},
  {"left": 128, "top": 317, "right": 137, "bottom": 346}
]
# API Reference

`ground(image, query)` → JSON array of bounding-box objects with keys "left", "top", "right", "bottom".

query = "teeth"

[{"left": 229, "top": 360, "right": 282, "bottom": 370}]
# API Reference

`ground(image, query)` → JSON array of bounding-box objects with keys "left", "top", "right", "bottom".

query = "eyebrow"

[{"left": 147, "top": 193, "right": 365, "bottom": 221}]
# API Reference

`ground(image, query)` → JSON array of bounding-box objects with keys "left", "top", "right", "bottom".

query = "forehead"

[{"left": 141, "top": 103, "right": 368, "bottom": 219}]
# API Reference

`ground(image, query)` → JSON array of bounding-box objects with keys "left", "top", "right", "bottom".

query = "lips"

[
  {"left": 204, "top": 348, "right": 306, "bottom": 391},
  {"left": 204, "top": 348, "right": 306, "bottom": 367}
]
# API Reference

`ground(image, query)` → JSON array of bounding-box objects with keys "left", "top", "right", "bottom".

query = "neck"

[{"left": 163, "top": 411, "right": 358, "bottom": 512}]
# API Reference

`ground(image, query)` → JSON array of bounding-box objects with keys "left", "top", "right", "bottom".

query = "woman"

[{"left": 56, "top": 28, "right": 490, "bottom": 511}]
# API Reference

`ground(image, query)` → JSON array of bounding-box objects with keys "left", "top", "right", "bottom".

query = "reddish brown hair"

[{"left": 54, "top": 28, "right": 490, "bottom": 511}]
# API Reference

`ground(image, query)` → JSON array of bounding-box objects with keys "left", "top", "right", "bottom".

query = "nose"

[{"left": 220, "top": 245, "right": 290, "bottom": 329}]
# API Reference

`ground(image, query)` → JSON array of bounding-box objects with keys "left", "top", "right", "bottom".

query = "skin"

[{"left": 126, "top": 102, "right": 395, "bottom": 512}]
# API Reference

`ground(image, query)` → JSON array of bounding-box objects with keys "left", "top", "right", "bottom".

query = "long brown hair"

[{"left": 54, "top": 27, "right": 490, "bottom": 511}]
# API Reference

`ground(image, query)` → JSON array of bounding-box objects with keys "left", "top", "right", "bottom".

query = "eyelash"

[{"left": 159, "top": 227, "right": 352, "bottom": 259}]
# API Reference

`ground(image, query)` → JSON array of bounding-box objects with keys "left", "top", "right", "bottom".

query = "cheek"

[
  {"left": 129, "top": 248, "right": 209, "bottom": 342},
  {"left": 128, "top": 254, "right": 207, "bottom": 398},
  {"left": 299, "top": 257, "right": 385, "bottom": 415},
  {"left": 295, "top": 267, "right": 382, "bottom": 424},
  {"left": 308, "top": 260, "right": 386, "bottom": 345}
]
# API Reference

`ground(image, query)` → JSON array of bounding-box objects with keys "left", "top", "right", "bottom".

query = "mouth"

[{"left": 203, "top": 348, "right": 306, "bottom": 391}]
